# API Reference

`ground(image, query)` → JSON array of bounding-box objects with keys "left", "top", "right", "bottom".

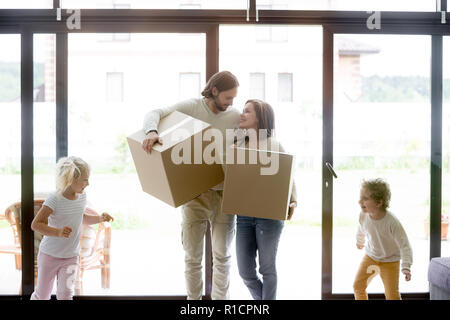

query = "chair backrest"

[
  {"left": 4, "top": 200, "right": 45, "bottom": 258},
  {"left": 80, "top": 208, "right": 105, "bottom": 258},
  {"left": 80, "top": 208, "right": 112, "bottom": 262},
  {"left": 4, "top": 200, "right": 110, "bottom": 261}
]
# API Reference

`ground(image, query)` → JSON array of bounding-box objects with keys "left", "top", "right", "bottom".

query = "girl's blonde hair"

[
  {"left": 361, "top": 178, "right": 391, "bottom": 210},
  {"left": 56, "top": 156, "right": 90, "bottom": 193}
]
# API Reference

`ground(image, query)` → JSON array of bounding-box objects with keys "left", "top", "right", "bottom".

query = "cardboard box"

[
  {"left": 127, "top": 111, "right": 225, "bottom": 207},
  {"left": 221, "top": 147, "right": 295, "bottom": 220}
]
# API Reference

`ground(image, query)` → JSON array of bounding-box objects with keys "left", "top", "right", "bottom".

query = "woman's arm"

[
  {"left": 31, "top": 205, "right": 71, "bottom": 238},
  {"left": 275, "top": 139, "right": 298, "bottom": 218}
]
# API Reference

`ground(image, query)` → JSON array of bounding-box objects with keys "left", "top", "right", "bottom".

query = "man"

[{"left": 142, "top": 71, "right": 240, "bottom": 300}]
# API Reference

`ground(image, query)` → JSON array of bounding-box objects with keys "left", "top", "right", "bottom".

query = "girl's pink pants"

[{"left": 30, "top": 251, "right": 79, "bottom": 300}]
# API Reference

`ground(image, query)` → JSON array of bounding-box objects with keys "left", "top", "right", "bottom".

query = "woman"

[{"left": 235, "top": 99, "right": 297, "bottom": 300}]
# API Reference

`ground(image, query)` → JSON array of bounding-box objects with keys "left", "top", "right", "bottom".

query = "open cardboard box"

[
  {"left": 127, "top": 111, "right": 224, "bottom": 207},
  {"left": 221, "top": 146, "right": 295, "bottom": 220}
]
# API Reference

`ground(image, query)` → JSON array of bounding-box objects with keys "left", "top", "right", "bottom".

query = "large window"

[
  {"left": 60, "top": 0, "right": 246, "bottom": 9},
  {"left": 220, "top": 25, "right": 323, "bottom": 299},
  {"left": 332, "top": 34, "right": 431, "bottom": 295},
  {"left": 68, "top": 33, "right": 205, "bottom": 295},
  {"left": 0, "top": 34, "right": 21, "bottom": 295},
  {"left": 33, "top": 33, "right": 57, "bottom": 295},
  {"left": 34, "top": 34, "right": 57, "bottom": 198},
  {"left": 0, "top": 0, "right": 52, "bottom": 8},
  {"left": 257, "top": 0, "right": 436, "bottom": 12},
  {"left": 179, "top": 72, "right": 200, "bottom": 100}
]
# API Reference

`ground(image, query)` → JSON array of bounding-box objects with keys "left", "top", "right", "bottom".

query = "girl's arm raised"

[
  {"left": 82, "top": 211, "right": 101, "bottom": 225},
  {"left": 83, "top": 211, "right": 114, "bottom": 225},
  {"left": 31, "top": 205, "right": 71, "bottom": 238}
]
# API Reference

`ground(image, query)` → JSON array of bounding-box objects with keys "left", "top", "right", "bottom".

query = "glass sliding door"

[
  {"left": 61, "top": 0, "right": 246, "bottom": 9},
  {"left": 332, "top": 34, "right": 431, "bottom": 295},
  {"left": 32, "top": 33, "right": 57, "bottom": 295},
  {"left": 34, "top": 34, "right": 57, "bottom": 199},
  {"left": 0, "top": 0, "right": 52, "bottom": 9},
  {"left": 220, "top": 25, "right": 323, "bottom": 299},
  {"left": 68, "top": 32, "right": 206, "bottom": 296},
  {"left": 258, "top": 0, "right": 436, "bottom": 11}
]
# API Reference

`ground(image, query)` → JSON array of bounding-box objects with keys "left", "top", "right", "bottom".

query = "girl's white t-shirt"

[{"left": 38, "top": 191, "right": 87, "bottom": 258}]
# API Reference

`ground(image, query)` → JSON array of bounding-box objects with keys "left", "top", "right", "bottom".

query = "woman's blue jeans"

[{"left": 236, "top": 215, "right": 284, "bottom": 300}]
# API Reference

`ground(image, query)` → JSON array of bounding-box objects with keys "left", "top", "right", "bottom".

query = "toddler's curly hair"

[{"left": 361, "top": 178, "right": 391, "bottom": 210}]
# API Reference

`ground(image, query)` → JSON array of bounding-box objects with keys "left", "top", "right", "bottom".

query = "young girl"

[
  {"left": 234, "top": 99, "right": 297, "bottom": 300},
  {"left": 353, "top": 178, "right": 412, "bottom": 300},
  {"left": 31, "top": 156, "right": 113, "bottom": 300}
]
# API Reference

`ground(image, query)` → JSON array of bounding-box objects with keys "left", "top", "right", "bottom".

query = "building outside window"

[
  {"left": 278, "top": 73, "right": 293, "bottom": 102},
  {"left": 106, "top": 72, "right": 124, "bottom": 102},
  {"left": 249, "top": 72, "right": 266, "bottom": 100}
]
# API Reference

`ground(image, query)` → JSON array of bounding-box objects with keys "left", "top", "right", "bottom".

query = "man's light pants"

[{"left": 182, "top": 190, "right": 236, "bottom": 300}]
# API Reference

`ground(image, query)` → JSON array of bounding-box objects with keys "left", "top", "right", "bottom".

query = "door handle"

[{"left": 325, "top": 162, "right": 338, "bottom": 179}]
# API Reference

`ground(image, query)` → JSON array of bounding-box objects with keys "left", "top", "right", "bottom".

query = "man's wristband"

[{"left": 145, "top": 129, "right": 158, "bottom": 135}]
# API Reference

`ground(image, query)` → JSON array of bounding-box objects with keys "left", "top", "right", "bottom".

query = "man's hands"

[
  {"left": 58, "top": 226, "right": 72, "bottom": 238},
  {"left": 287, "top": 201, "right": 297, "bottom": 220},
  {"left": 356, "top": 243, "right": 364, "bottom": 250},
  {"left": 142, "top": 132, "right": 163, "bottom": 154}
]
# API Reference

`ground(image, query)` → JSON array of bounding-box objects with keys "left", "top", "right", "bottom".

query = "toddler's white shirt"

[{"left": 356, "top": 210, "right": 413, "bottom": 271}]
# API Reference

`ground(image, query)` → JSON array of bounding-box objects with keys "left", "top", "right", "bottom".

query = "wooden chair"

[{"left": 0, "top": 200, "right": 111, "bottom": 295}]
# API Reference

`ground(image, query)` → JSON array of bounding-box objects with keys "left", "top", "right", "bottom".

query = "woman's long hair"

[
  {"left": 234, "top": 99, "right": 275, "bottom": 144},
  {"left": 246, "top": 99, "right": 275, "bottom": 138}
]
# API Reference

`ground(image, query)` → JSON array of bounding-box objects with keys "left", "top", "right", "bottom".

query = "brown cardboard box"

[
  {"left": 221, "top": 147, "right": 295, "bottom": 220},
  {"left": 127, "top": 111, "right": 225, "bottom": 207}
]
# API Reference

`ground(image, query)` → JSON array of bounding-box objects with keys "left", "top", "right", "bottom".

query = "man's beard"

[{"left": 213, "top": 96, "right": 227, "bottom": 112}]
